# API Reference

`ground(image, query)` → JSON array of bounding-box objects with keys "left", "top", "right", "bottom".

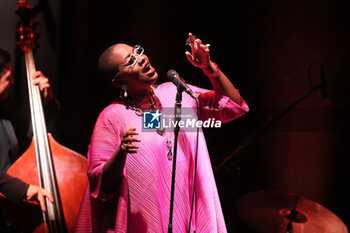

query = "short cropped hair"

[{"left": 98, "top": 44, "right": 119, "bottom": 80}]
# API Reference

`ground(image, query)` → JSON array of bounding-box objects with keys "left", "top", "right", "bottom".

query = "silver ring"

[
  {"left": 122, "top": 132, "right": 127, "bottom": 138},
  {"left": 120, "top": 144, "right": 127, "bottom": 151}
]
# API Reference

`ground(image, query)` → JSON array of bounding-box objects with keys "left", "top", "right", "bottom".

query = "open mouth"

[
  {"left": 142, "top": 62, "right": 155, "bottom": 77},
  {"left": 143, "top": 63, "right": 151, "bottom": 73}
]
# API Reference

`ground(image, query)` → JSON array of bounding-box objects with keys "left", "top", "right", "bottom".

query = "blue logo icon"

[{"left": 143, "top": 110, "right": 161, "bottom": 129}]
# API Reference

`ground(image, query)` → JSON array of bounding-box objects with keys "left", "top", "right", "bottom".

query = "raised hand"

[{"left": 185, "top": 33, "right": 211, "bottom": 70}]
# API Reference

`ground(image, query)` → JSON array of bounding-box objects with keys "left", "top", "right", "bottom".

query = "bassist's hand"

[
  {"left": 26, "top": 185, "right": 54, "bottom": 212},
  {"left": 32, "top": 71, "right": 54, "bottom": 100}
]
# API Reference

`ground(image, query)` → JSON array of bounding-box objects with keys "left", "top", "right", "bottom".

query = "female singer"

[{"left": 75, "top": 33, "right": 249, "bottom": 232}]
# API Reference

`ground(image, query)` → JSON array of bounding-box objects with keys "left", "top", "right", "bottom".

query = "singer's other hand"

[{"left": 120, "top": 127, "right": 141, "bottom": 154}]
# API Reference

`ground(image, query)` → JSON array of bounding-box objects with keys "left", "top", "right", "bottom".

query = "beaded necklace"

[{"left": 125, "top": 88, "right": 158, "bottom": 116}]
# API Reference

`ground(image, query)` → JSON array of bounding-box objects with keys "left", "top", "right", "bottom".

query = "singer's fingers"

[
  {"left": 122, "top": 128, "right": 139, "bottom": 137},
  {"left": 193, "top": 39, "right": 200, "bottom": 51},
  {"left": 200, "top": 43, "right": 210, "bottom": 53},
  {"left": 121, "top": 128, "right": 141, "bottom": 144},
  {"left": 185, "top": 51, "right": 199, "bottom": 67},
  {"left": 195, "top": 38, "right": 202, "bottom": 46},
  {"left": 195, "top": 41, "right": 210, "bottom": 56},
  {"left": 120, "top": 143, "right": 139, "bottom": 153},
  {"left": 125, "top": 131, "right": 139, "bottom": 136},
  {"left": 185, "top": 51, "right": 194, "bottom": 62},
  {"left": 127, "top": 127, "right": 137, "bottom": 132},
  {"left": 188, "top": 32, "right": 195, "bottom": 45},
  {"left": 125, "top": 144, "right": 139, "bottom": 153},
  {"left": 122, "top": 136, "right": 141, "bottom": 143},
  {"left": 193, "top": 39, "right": 202, "bottom": 52},
  {"left": 193, "top": 40, "right": 209, "bottom": 59}
]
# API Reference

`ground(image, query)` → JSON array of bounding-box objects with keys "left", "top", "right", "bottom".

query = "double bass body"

[{"left": 5, "top": 135, "right": 88, "bottom": 233}]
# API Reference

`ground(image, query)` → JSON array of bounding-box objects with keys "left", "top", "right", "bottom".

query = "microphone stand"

[
  {"left": 285, "top": 196, "right": 299, "bottom": 233},
  {"left": 168, "top": 88, "right": 183, "bottom": 233}
]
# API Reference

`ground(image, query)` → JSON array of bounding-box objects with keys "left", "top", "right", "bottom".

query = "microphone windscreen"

[{"left": 167, "top": 70, "right": 178, "bottom": 81}]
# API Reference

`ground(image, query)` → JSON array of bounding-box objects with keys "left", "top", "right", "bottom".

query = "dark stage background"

[{"left": 1, "top": 0, "right": 349, "bottom": 232}]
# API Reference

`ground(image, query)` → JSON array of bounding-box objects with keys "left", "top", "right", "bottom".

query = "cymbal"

[{"left": 237, "top": 191, "right": 348, "bottom": 233}]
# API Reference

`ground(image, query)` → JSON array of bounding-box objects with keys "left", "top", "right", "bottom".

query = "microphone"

[
  {"left": 167, "top": 70, "right": 198, "bottom": 100},
  {"left": 320, "top": 64, "right": 327, "bottom": 99}
]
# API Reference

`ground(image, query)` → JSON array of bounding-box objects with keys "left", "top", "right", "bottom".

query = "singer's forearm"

[
  {"left": 101, "top": 146, "right": 127, "bottom": 193},
  {"left": 203, "top": 61, "right": 242, "bottom": 105}
]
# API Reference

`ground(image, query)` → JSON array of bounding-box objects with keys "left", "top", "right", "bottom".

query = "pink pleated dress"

[{"left": 74, "top": 82, "right": 249, "bottom": 233}]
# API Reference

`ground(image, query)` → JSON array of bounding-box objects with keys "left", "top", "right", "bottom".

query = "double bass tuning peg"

[{"left": 14, "top": 0, "right": 34, "bottom": 16}]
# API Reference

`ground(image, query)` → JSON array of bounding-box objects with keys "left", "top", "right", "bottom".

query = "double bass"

[{"left": 0, "top": 1, "right": 88, "bottom": 232}]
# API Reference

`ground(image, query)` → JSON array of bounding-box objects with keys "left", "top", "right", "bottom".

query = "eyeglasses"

[
  {"left": 114, "top": 45, "right": 144, "bottom": 78},
  {"left": 121, "top": 45, "right": 145, "bottom": 67}
]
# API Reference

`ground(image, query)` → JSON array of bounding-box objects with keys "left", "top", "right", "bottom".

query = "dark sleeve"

[
  {"left": 43, "top": 97, "right": 61, "bottom": 114},
  {"left": 0, "top": 170, "right": 29, "bottom": 203},
  {"left": 43, "top": 97, "right": 61, "bottom": 135}
]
